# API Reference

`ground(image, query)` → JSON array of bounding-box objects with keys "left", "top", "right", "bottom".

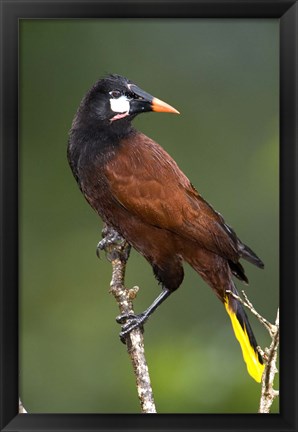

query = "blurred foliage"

[{"left": 19, "top": 19, "right": 279, "bottom": 413}]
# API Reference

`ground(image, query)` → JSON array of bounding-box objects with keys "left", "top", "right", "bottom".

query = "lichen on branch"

[{"left": 98, "top": 224, "right": 156, "bottom": 414}]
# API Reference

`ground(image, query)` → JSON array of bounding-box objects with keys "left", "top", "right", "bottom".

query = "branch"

[
  {"left": 259, "top": 308, "right": 279, "bottom": 414},
  {"left": 226, "top": 289, "right": 279, "bottom": 413},
  {"left": 98, "top": 225, "right": 156, "bottom": 413},
  {"left": 19, "top": 398, "right": 27, "bottom": 414}
]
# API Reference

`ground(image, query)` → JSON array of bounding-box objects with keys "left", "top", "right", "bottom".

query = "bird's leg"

[{"left": 117, "top": 287, "right": 171, "bottom": 343}]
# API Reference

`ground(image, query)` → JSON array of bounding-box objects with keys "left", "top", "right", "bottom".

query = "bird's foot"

[
  {"left": 96, "top": 226, "right": 130, "bottom": 261},
  {"left": 116, "top": 312, "right": 147, "bottom": 344},
  {"left": 96, "top": 227, "right": 123, "bottom": 257}
]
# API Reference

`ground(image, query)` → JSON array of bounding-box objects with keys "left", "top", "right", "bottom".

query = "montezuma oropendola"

[{"left": 68, "top": 74, "right": 265, "bottom": 383}]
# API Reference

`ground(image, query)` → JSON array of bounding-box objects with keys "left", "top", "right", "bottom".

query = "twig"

[
  {"left": 98, "top": 225, "right": 156, "bottom": 414},
  {"left": 227, "top": 289, "right": 277, "bottom": 338},
  {"left": 19, "top": 398, "right": 27, "bottom": 414},
  {"left": 226, "top": 289, "right": 279, "bottom": 413},
  {"left": 259, "top": 308, "right": 279, "bottom": 414}
]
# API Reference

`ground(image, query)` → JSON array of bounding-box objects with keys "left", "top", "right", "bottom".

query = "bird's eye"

[{"left": 109, "top": 90, "right": 121, "bottom": 98}]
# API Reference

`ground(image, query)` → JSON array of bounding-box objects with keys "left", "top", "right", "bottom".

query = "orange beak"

[
  {"left": 128, "top": 83, "right": 180, "bottom": 116},
  {"left": 151, "top": 97, "right": 180, "bottom": 114}
]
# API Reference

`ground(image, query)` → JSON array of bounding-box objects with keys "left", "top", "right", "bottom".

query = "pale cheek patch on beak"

[{"left": 110, "top": 96, "right": 130, "bottom": 121}]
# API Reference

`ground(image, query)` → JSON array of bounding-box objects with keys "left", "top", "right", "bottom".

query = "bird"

[{"left": 68, "top": 73, "right": 265, "bottom": 383}]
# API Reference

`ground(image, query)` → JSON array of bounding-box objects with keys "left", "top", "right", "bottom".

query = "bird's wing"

[{"left": 104, "top": 133, "right": 240, "bottom": 261}]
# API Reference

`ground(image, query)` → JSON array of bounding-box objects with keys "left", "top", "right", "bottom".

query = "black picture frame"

[{"left": 0, "top": 0, "right": 297, "bottom": 431}]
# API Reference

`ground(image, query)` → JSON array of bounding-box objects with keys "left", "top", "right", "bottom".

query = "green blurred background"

[{"left": 19, "top": 19, "right": 279, "bottom": 413}]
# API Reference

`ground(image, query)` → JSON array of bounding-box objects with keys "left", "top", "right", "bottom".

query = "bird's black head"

[{"left": 75, "top": 74, "right": 179, "bottom": 129}]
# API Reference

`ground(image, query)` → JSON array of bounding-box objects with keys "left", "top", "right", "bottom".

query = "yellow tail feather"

[{"left": 224, "top": 297, "right": 265, "bottom": 383}]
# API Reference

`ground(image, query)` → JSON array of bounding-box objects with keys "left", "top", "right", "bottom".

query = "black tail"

[{"left": 238, "top": 243, "right": 264, "bottom": 269}]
